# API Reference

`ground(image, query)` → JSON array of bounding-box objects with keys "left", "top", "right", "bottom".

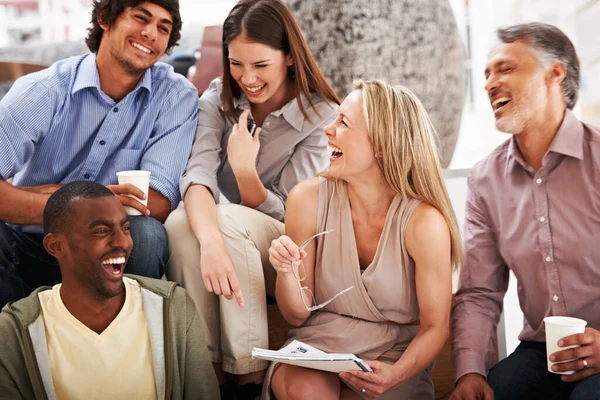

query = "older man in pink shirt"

[{"left": 450, "top": 23, "right": 600, "bottom": 400}]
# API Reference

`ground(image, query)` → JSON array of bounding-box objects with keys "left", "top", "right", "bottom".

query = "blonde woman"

[{"left": 266, "top": 80, "right": 462, "bottom": 399}]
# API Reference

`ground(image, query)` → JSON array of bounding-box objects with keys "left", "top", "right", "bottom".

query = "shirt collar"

[
  {"left": 504, "top": 109, "right": 584, "bottom": 176},
  {"left": 547, "top": 109, "right": 584, "bottom": 160},
  {"left": 233, "top": 91, "right": 307, "bottom": 132},
  {"left": 72, "top": 53, "right": 153, "bottom": 96}
]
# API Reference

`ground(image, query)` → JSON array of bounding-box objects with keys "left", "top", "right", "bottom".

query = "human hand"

[
  {"left": 449, "top": 373, "right": 494, "bottom": 400},
  {"left": 200, "top": 244, "right": 244, "bottom": 307},
  {"left": 550, "top": 327, "right": 600, "bottom": 382},
  {"left": 268, "top": 235, "right": 307, "bottom": 275},
  {"left": 227, "top": 110, "right": 261, "bottom": 176},
  {"left": 339, "top": 360, "right": 405, "bottom": 399},
  {"left": 106, "top": 183, "right": 150, "bottom": 216}
]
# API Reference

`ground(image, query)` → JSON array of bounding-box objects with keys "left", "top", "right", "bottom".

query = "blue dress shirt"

[{"left": 0, "top": 53, "right": 198, "bottom": 233}]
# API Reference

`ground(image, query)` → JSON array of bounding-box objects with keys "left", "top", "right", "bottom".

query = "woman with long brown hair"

[
  {"left": 164, "top": 0, "right": 339, "bottom": 396},
  {"left": 267, "top": 79, "right": 461, "bottom": 399}
]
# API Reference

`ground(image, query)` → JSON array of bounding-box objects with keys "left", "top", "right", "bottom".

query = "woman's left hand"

[
  {"left": 227, "top": 110, "right": 261, "bottom": 176},
  {"left": 339, "top": 360, "right": 403, "bottom": 399}
]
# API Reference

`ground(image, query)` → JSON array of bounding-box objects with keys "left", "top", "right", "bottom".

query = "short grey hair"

[{"left": 497, "top": 22, "right": 580, "bottom": 110}]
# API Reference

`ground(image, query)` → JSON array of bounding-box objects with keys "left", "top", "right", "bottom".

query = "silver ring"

[{"left": 361, "top": 387, "right": 366, "bottom": 393}]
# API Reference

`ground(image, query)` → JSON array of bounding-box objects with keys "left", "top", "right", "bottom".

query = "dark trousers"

[
  {"left": 0, "top": 217, "right": 168, "bottom": 308},
  {"left": 488, "top": 341, "right": 600, "bottom": 400}
]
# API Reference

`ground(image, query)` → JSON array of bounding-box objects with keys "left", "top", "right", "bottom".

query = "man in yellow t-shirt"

[{"left": 0, "top": 181, "right": 219, "bottom": 399}]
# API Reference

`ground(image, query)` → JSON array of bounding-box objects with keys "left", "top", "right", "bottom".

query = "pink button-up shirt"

[{"left": 452, "top": 110, "right": 600, "bottom": 381}]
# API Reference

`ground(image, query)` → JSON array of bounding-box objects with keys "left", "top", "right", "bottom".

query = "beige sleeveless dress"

[{"left": 262, "top": 178, "right": 434, "bottom": 399}]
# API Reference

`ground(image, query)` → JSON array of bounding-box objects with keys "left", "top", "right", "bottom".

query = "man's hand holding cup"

[
  {"left": 109, "top": 170, "right": 152, "bottom": 216},
  {"left": 549, "top": 325, "right": 600, "bottom": 382}
]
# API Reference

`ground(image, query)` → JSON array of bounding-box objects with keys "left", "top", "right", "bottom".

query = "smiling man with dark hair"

[
  {"left": 0, "top": 0, "right": 199, "bottom": 308},
  {"left": 0, "top": 181, "right": 219, "bottom": 399}
]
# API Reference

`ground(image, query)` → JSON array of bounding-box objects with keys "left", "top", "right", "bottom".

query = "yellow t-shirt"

[{"left": 38, "top": 277, "right": 157, "bottom": 400}]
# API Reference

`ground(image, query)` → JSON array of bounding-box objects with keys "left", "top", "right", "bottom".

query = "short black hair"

[
  {"left": 497, "top": 22, "right": 580, "bottom": 110},
  {"left": 85, "top": 0, "right": 182, "bottom": 55},
  {"left": 43, "top": 181, "right": 114, "bottom": 235}
]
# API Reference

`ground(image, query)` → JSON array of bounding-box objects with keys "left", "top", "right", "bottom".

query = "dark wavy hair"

[
  {"left": 221, "top": 0, "right": 340, "bottom": 123},
  {"left": 85, "top": 0, "right": 182, "bottom": 55}
]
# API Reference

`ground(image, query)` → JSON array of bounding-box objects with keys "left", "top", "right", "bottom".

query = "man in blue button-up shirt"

[{"left": 0, "top": 0, "right": 199, "bottom": 307}]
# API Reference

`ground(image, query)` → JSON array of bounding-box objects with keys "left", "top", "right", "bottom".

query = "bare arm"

[
  {"left": 183, "top": 184, "right": 244, "bottom": 306},
  {"left": 147, "top": 188, "right": 171, "bottom": 223},
  {"left": 227, "top": 110, "right": 268, "bottom": 208},
  {"left": 271, "top": 178, "right": 320, "bottom": 326},
  {"left": 235, "top": 168, "right": 268, "bottom": 209},
  {"left": 184, "top": 184, "right": 222, "bottom": 248},
  {"left": 392, "top": 203, "right": 453, "bottom": 384},
  {"left": 0, "top": 180, "right": 60, "bottom": 224}
]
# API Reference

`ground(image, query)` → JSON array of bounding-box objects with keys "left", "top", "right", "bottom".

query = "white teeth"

[
  {"left": 246, "top": 84, "right": 266, "bottom": 93},
  {"left": 492, "top": 97, "right": 511, "bottom": 109},
  {"left": 132, "top": 42, "right": 151, "bottom": 54},
  {"left": 102, "top": 257, "right": 126, "bottom": 265},
  {"left": 328, "top": 144, "right": 343, "bottom": 155}
]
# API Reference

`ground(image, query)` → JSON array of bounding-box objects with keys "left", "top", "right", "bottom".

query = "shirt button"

[
  {"left": 545, "top": 256, "right": 552, "bottom": 262},
  {"left": 265, "top": 122, "right": 270, "bottom": 127},
  {"left": 113, "top": 107, "right": 119, "bottom": 112},
  {"left": 536, "top": 178, "right": 542, "bottom": 184},
  {"left": 84, "top": 173, "right": 90, "bottom": 179},
  {"left": 540, "top": 216, "right": 546, "bottom": 223},
  {"left": 553, "top": 295, "right": 558, "bottom": 302},
  {"left": 99, "top": 140, "right": 106, "bottom": 146}
]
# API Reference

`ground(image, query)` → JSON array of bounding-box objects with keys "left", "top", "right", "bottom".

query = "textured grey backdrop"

[{"left": 285, "top": 0, "right": 467, "bottom": 167}]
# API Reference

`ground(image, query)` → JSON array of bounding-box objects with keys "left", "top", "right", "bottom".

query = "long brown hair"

[{"left": 220, "top": 0, "right": 340, "bottom": 123}]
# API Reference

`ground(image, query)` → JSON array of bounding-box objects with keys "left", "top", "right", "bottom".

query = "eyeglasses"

[{"left": 291, "top": 229, "right": 354, "bottom": 311}]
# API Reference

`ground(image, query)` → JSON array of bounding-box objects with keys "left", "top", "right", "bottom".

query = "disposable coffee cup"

[
  {"left": 116, "top": 170, "right": 151, "bottom": 216},
  {"left": 544, "top": 316, "right": 587, "bottom": 374}
]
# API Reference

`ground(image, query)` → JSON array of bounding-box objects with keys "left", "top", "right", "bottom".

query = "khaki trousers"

[{"left": 165, "top": 204, "right": 284, "bottom": 374}]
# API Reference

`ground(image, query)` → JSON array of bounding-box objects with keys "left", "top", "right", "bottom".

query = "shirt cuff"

[
  {"left": 453, "top": 349, "right": 490, "bottom": 383},
  {"left": 253, "top": 189, "right": 284, "bottom": 221},
  {"left": 149, "top": 176, "right": 179, "bottom": 212},
  {"left": 179, "top": 174, "right": 219, "bottom": 204}
]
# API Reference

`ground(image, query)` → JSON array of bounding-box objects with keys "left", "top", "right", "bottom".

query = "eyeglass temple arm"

[{"left": 298, "top": 229, "right": 335, "bottom": 251}]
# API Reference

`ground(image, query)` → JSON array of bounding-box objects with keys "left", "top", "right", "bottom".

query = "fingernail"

[
  {"left": 551, "top": 365, "right": 557, "bottom": 371},
  {"left": 558, "top": 340, "right": 564, "bottom": 347},
  {"left": 145, "top": 210, "right": 151, "bottom": 216},
  {"left": 550, "top": 355, "right": 555, "bottom": 361}
]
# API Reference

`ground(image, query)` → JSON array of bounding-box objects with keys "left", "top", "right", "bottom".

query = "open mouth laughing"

[
  {"left": 244, "top": 84, "right": 266, "bottom": 96},
  {"left": 101, "top": 255, "right": 127, "bottom": 278},
  {"left": 328, "top": 143, "right": 343, "bottom": 161},
  {"left": 491, "top": 96, "right": 511, "bottom": 115}
]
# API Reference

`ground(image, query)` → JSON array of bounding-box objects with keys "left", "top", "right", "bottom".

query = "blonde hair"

[{"left": 328, "top": 79, "right": 463, "bottom": 269}]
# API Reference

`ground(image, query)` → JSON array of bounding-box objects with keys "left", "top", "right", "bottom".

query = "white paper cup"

[
  {"left": 544, "top": 316, "right": 587, "bottom": 374},
  {"left": 116, "top": 170, "right": 151, "bottom": 216}
]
